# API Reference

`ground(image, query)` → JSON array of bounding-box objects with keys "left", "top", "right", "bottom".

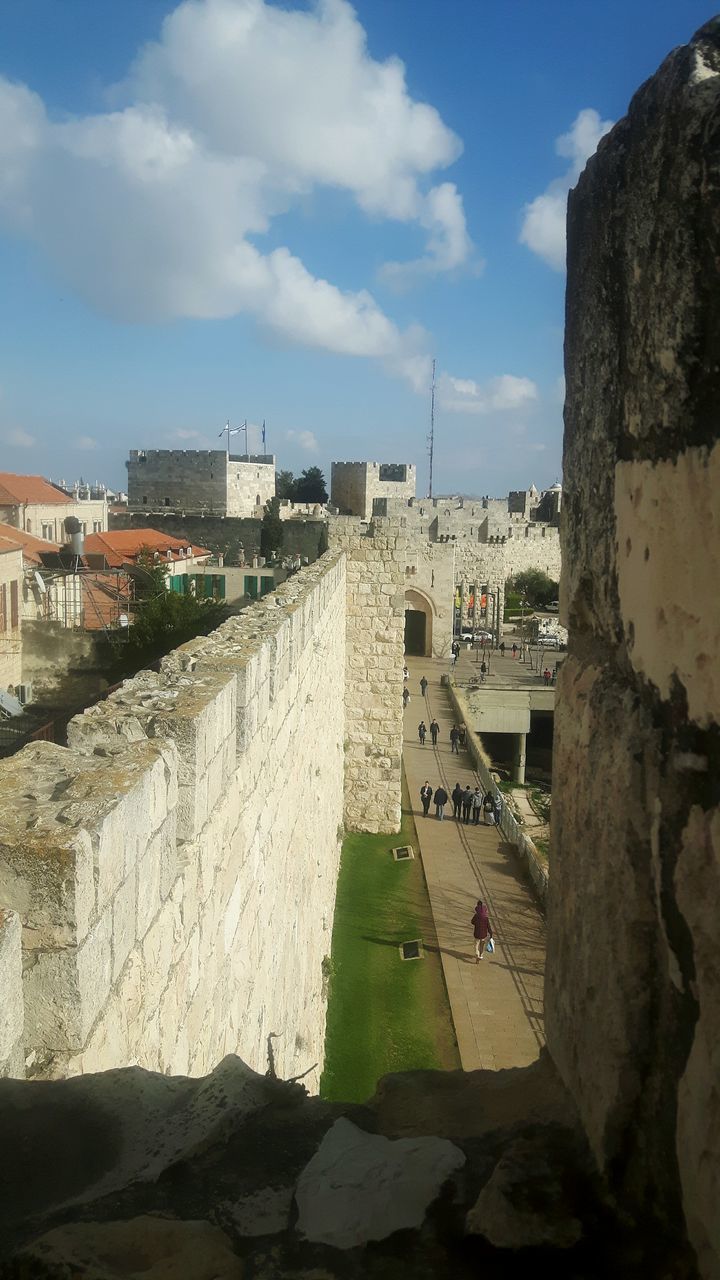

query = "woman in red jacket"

[{"left": 471, "top": 900, "right": 492, "bottom": 963}]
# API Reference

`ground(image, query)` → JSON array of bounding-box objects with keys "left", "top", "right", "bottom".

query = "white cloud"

[
  {"left": 380, "top": 182, "right": 477, "bottom": 283},
  {"left": 1, "top": 427, "right": 35, "bottom": 447},
  {"left": 519, "top": 108, "right": 614, "bottom": 270},
  {"left": 436, "top": 373, "right": 538, "bottom": 415},
  {"left": 0, "top": 0, "right": 472, "bottom": 360},
  {"left": 286, "top": 429, "right": 318, "bottom": 453},
  {"left": 73, "top": 435, "right": 97, "bottom": 450}
]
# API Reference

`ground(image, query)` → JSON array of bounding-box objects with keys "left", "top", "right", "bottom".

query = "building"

[
  {"left": 83, "top": 528, "right": 217, "bottom": 599},
  {"left": 0, "top": 538, "right": 23, "bottom": 693},
  {"left": 0, "top": 472, "right": 108, "bottom": 542},
  {"left": 127, "top": 450, "right": 276, "bottom": 518},
  {"left": 330, "top": 461, "right": 417, "bottom": 519}
]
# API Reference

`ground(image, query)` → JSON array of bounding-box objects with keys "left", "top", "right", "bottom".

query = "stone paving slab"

[{"left": 403, "top": 656, "right": 546, "bottom": 1072}]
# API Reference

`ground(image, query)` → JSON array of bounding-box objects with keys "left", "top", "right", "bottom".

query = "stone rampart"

[
  {"left": 548, "top": 20, "right": 720, "bottom": 1277},
  {"left": 0, "top": 554, "right": 347, "bottom": 1087},
  {"left": 329, "top": 517, "right": 405, "bottom": 833}
]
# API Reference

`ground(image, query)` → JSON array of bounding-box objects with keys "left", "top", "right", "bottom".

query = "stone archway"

[{"left": 404, "top": 588, "right": 434, "bottom": 657}]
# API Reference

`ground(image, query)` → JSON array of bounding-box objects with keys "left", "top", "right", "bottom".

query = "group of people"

[
  {"left": 417, "top": 718, "right": 439, "bottom": 746},
  {"left": 420, "top": 779, "right": 502, "bottom": 826}
]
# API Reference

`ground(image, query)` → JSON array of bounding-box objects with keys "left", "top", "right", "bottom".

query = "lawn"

[{"left": 320, "top": 777, "right": 460, "bottom": 1103}]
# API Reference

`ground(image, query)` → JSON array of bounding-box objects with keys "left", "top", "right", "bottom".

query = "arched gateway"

[{"left": 404, "top": 587, "right": 434, "bottom": 657}]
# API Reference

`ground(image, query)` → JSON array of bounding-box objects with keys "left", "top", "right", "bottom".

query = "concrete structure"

[
  {"left": 331, "top": 461, "right": 416, "bottom": 520},
  {"left": 0, "top": 472, "right": 108, "bottom": 542},
  {"left": 127, "top": 450, "right": 276, "bottom": 518},
  {"left": 462, "top": 683, "right": 554, "bottom": 783}
]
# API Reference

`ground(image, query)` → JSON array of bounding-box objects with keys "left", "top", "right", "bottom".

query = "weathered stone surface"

[
  {"left": 550, "top": 17, "right": 720, "bottom": 1279},
  {"left": 465, "top": 1135, "right": 583, "bottom": 1249},
  {"left": 12, "top": 1216, "right": 243, "bottom": 1280},
  {"left": 0, "top": 909, "right": 23, "bottom": 1078},
  {"left": 295, "top": 1117, "right": 465, "bottom": 1247}
]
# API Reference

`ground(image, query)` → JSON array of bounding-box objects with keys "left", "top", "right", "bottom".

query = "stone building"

[
  {"left": 0, "top": 472, "right": 108, "bottom": 542},
  {"left": 127, "top": 449, "right": 276, "bottom": 518},
  {"left": 330, "top": 460, "right": 417, "bottom": 519},
  {"left": 0, "top": 537, "right": 23, "bottom": 692}
]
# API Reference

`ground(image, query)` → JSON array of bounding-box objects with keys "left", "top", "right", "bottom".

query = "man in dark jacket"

[
  {"left": 420, "top": 781, "right": 432, "bottom": 816},
  {"left": 450, "top": 725, "right": 460, "bottom": 754},
  {"left": 451, "top": 782, "right": 463, "bottom": 819},
  {"left": 462, "top": 785, "right": 473, "bottom": 824},
  {"left": 433, "top": 785, "right": 448, "bottom": 820},
  {"left": 430, "top": 718, "right": 440, "bottom": 746}
]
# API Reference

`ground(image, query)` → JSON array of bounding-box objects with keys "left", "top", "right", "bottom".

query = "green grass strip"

[{"left": 320, "top": 781, "right": 460, "bottom": 1102}]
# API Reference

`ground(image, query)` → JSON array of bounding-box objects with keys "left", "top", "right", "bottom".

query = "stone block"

[
  {"left": 75, "top": 910, "right": 113, "bottom": 1043},
  {"left": 111, "top": 873, "right": 137, "bottom": 984}
]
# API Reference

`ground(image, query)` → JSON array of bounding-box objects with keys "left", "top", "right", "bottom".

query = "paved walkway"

[{"left": 403, "top": 655, "right": 546, "bottom": 1071}]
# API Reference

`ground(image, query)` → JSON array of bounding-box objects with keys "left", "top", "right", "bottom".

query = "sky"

[{"left": 0, "top": 0, "right": 714, "bottom": 497}]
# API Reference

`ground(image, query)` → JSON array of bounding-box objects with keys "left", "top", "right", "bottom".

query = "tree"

[
  {"left": 293, "top": 466, "right": 328, "bottom": 504},
  {"left": 276, "top": 469, "right": 296, "bottom": 499},
  {"left": 508, "top": 569, "right": 559, "bottom": 608},
  {"left": 260, "top": 496, "right": 284, "bottom": 560}
]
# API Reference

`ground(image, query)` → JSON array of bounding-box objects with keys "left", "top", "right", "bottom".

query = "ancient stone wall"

[
  {"left": 329, "top": 517, "right": 404, "bottom": 833},
  {"left": 128, "top": 449, "right": 276, "bottom": 518},
  {"left": 109, "top": 509, "right": 327, "bottom": 564},
  {"left": 331, "top": 462, "right": 416, "bottom": 520},
  {"left": 547, "top": 20, "right": 720, "bottom": 1278},
  {"left": 0, "top": 554, "right": 347, "bottom": 1088},
  {"left": 226, "top": 456, "right": 276, "bottom": 516}
]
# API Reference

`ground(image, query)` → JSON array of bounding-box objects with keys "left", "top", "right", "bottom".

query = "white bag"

[{"left": 485, "top": 938, "right": 495, "bottom": 955}]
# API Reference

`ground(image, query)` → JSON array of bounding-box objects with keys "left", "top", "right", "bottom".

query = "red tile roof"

[
  {"left": 83, "top": 528, "right": 211, "bottom": 568},
  {"left": 82, "top": 573, "right": 133, "bottom": 631},
  {"left": 0, "top": 521, "right": 61, "bottom": 565},
  {"left": 0, "top": 473, "right": 70, "bottom": 506}
]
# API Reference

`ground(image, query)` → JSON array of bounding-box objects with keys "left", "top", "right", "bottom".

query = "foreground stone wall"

[
  {"left": 0, "top": 910, "right": 23, "bottom": 1077},
  {"left": 0, "top": 554, "right": 347, "bottom": 1088},
  {"left": 329, "top": 517, "right": 404, "bottom": 833},
  {"left": 548, "top": 20, "right": 719, "bottom": 1278}
]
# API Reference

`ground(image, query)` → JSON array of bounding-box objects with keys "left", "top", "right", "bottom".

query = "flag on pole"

[{"left": 261, "top": 419, "right": 266, "bottom": 449}]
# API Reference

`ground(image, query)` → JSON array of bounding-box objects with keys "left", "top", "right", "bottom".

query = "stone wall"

[
  {"left": 329, "top": 517, "right": 404, "bottom": 833},
  {"left": 109, "top": 509, "right": 327, "bottom": 565},
  {"left": 226, "top": 456, "right": 276, "bottom": 517},
  {"left": 547, "top": 20, "right": 720, "bottom": 1278},
  {"left": 0, "top": 910, "right": 23, "bottom": 1077},
  {"left": 0, "top": 554, "right": 347, "bottom": 1088},
  {"left": 0, "top": 544, "right": 22, "bottom": 691},
  {"left": 331, "top": 462, "right": 416, "bottom": 520}
]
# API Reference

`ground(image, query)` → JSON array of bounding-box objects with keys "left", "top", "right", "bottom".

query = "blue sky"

[{"left": 0, "top": 0, "right": 713, "bottom": 496}]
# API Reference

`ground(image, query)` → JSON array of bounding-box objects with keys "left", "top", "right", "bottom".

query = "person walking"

[
  {"left": 450, "top": 650, "right": 457, "bottom": 668},
  {"left": 499, "top": 641, "right": 506, "bottom": 657},
  {"left": 402, "top": 687, "right": 410, "bottom": 708},
  {"left": 418, "top": 721, "right": 427, "bottom": 745},
  {"left": 480, "top": 660, "right": 487, "bottom": 682},
  {"left": 450, "top": 725, "right": 460, "bottom": 754},
  {"left": 493, "top": 794, "right": 503, "bottom": 826},
  {"left": 420, "top": 781, "right": 432, "bottom": 816},
  {"left": 451, "top": 781, "right": 463, "bottom": 820},
  {"left": 472, "top": 786, "right": 483, "bottom": 824},
  {"left": 433, "top": 784, "right": 448, "bottom": 820},
  {"left": 420, "top": 676, "right": 428, "bottom": 697},
  {"left": 471, "top": 900, "right": 493, "bottom": 963},
  {"left": 459, "top": 724, "right": 467, "bottom": 748},
  {"left": 430, "top": 718, "right": 439, "bottom": 746},
  {"left": 483, "top": 793, "right": 496, "bottom": 825},
  {"left": 512, "top": 643, "right": 518, "bottom": 659},
  {"left": 403, "top": 665, "right": 409, "bottom": 681},
  {"left": 462, "top": 785, "right": 473, "bottom": 824},
  {"left": 543, "top": 667, "right": 551, "bottom": 686}
]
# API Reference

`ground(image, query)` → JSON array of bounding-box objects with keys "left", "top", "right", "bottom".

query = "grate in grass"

[
  {"left": 391, "top": 845, "right": 414, "bottom": 861},
  {"left": 399, "top": 940, "right": 423, "bottom": 961}
]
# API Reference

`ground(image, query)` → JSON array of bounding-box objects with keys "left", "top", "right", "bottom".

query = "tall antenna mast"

[{"left": 428, "top": 358, "right": 436, "bottom": 499}]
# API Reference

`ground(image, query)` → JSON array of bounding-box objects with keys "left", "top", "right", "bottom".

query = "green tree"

[
  {"left": 116, "top": 547, "right": 224, "bottom": 676},
  {"left": 276, "top": 469, "right": 296, "bottom": 499},
  {"left": 294, "top": 466, "right": 328, "bottom": 504},
  {"left": 260, "top": 496, "right": 284, "bottom": 560},
  {"left": 508, "top": 569, "right": 559, "bottom": 607}
]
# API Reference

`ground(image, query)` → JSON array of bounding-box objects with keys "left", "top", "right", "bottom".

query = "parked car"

[
  {"left": 546, "top": 601, "right": 560, "bottom": 612},
  {"left": 460, "top": 629, "right": 493, "bottom": 642}
]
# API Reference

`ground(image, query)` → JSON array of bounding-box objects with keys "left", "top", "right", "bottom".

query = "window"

[
  {"left": 10, "top": 581, "right": 18, "bottom": 629},
  {"left": 142, "top": 495, "right": 148, "bottom": 504},
  {"left": 244, "top": 575, "right": 258, "bottom": 599},
  {"left": 0, "top": 584, "right": 6, "bottom": 630},
  {"left": 93, "top": 521, "right": 102, "bottom": 533},
  {"left": 42, "top": 523, "right": 53, "bottom": 540},
  {"left": 165, "top": 497, "right": 171, "bottom": 506},
  {"left": 81, "top": 523, "right": 87, "bottom": 534},
  {"left": 25, "top": 520, "right": 31, "bottom": 532}
]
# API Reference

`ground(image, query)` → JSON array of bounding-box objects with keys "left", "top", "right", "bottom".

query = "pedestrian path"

[{"left": 404, "top": 656, "right": 546, "bottom": 1071}]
